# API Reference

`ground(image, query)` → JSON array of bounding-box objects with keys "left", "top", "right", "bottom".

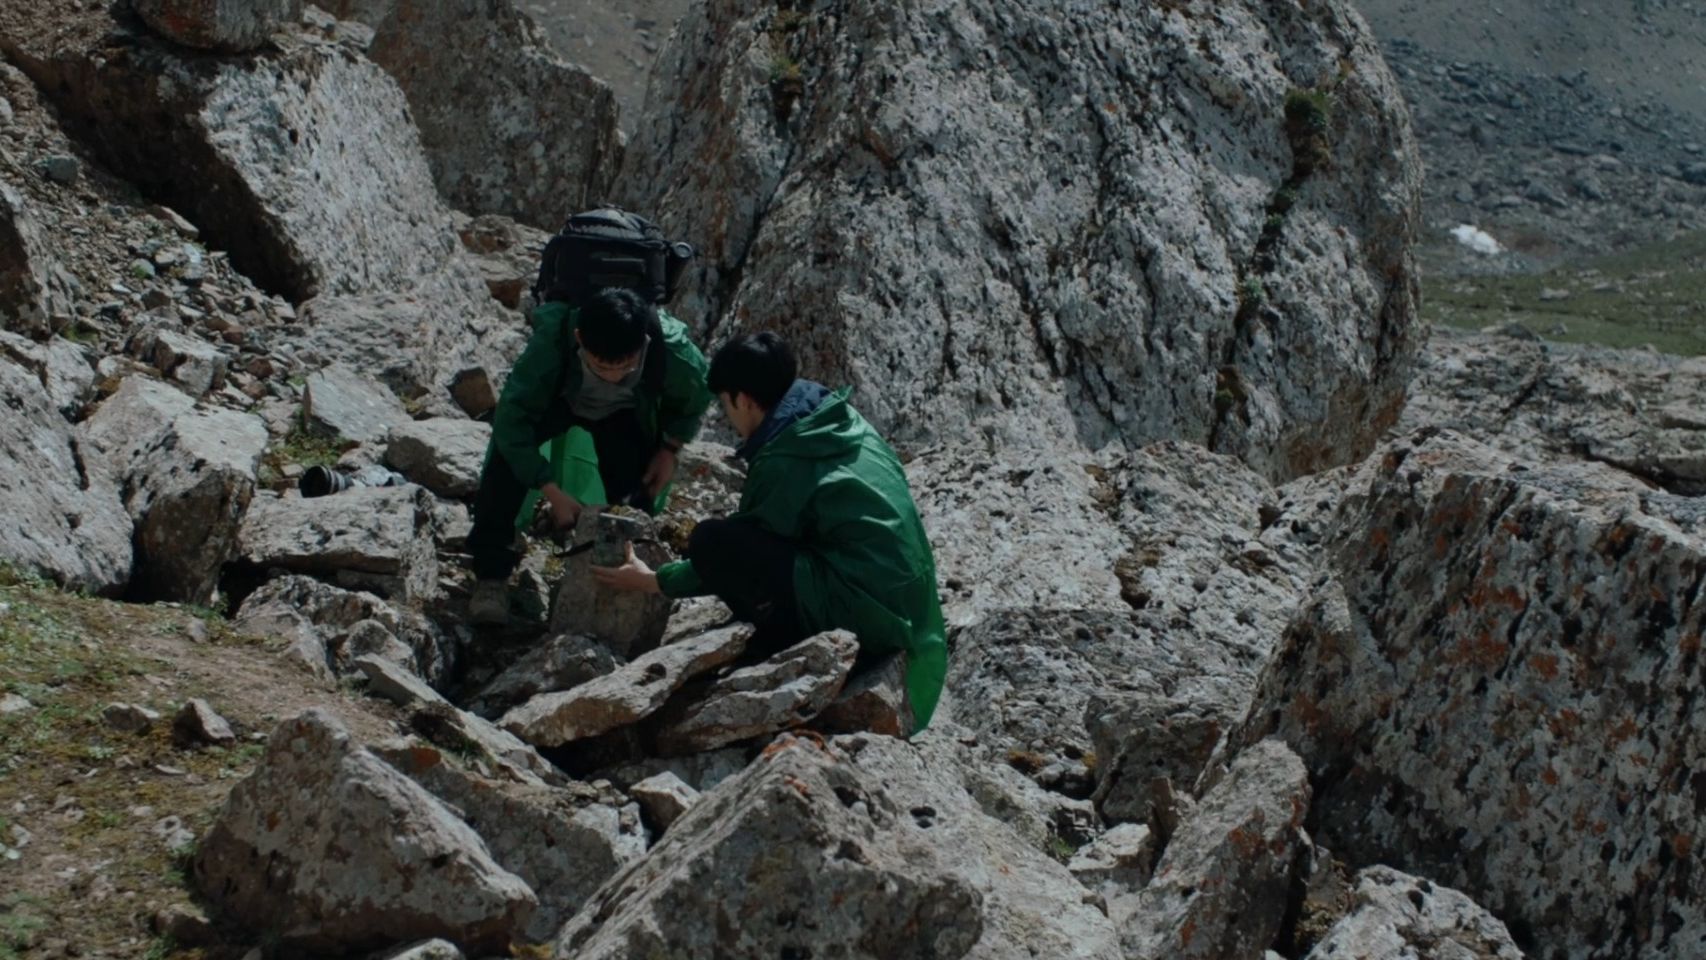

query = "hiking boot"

[{"left": 468, "top": 579, "right": 510, "bottom": 626}]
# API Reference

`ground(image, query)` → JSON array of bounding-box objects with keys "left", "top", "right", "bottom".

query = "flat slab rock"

[
  {"left": 656, "top": 629, "right": 859, "bottom": 754},
  {"left": 500, "top": 624, "right": 752, "bottom": 747}
]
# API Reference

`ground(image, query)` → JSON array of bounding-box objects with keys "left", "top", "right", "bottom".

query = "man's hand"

[
  {"left": 592, "top": 542, "right": 661, "bottom": 594},
  {"left": 541, "top": 483, "right": 581, "bottom": 530},
  {"left": 641, "top": 446, "right": 679, "bottom": 499}
]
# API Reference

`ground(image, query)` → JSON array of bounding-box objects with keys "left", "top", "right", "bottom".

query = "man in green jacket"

[
  {"left": 467, "top": 287, "right": 711, "bottom": 624},
  {"left": 592, "top": 332, "right": 947, "bottom": 731}
]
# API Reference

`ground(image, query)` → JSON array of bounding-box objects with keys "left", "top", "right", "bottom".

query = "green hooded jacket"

[
  {"left": 490, "top": 301, "right": 711, "bottom": 495},
  {"left": 655, "top": 387, "right": 948, "bottom": 731}
]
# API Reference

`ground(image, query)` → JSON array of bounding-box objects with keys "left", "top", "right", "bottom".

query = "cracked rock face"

[
  {"left": 1237, "top": 429, "right": 1706, "bottom": 960},
  {"left": 1403, "top": 327, "right": 1706, "bottom": 495},
  {"left": 0, "top": 355, "right": 132, "bottom": 595},
  {"left": 318, "top": 0, "right": 621, "bottom": 229},
  {"left": 555, "top": 734, "right": 1120, "bottom": 960},
  {"left": 622, "top": 0, "right": 1420, "bottom": 480}
]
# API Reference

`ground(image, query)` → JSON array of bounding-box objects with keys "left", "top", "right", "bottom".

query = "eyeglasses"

[{"left": 584, "top": 354, "right": 641, "bottom": 377}]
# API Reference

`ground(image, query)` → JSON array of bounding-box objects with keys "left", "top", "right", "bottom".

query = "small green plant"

[
  {"left": 1046, "top": 834, "right": 1079, "bottom": 864},
  {"left": 84, "top": 744, "right": 115, "bottom": 761},
  {"left": 1284, "top": 88, "right": 1333, "bottom": 135},
  {"left": 142, "top": 935, "right": 175, "bottom": 960},
  {"left": 768, "top": 53, "right": 803, "bottom": 85},
  {"left": 1238, "top": 276, "right": 1268, "bottom": 308},
  {"left": 271, "top": 424, "right": 350, "bottom": 470}
]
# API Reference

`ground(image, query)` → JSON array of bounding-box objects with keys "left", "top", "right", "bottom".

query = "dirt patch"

[{"left": 0, "top": 566, "right": 403, "bottom": 960}]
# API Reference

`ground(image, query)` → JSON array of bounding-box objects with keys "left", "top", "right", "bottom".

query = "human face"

[
  {"left": 719, "top": 392, "right": 767, "bottom": 439},
  {"left": 576, "top": 331, "right": 643, "bottom": 383}
]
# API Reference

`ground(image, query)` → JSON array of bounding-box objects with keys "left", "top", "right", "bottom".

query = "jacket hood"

[{"left": 738, "top": 380, "right": 852, "bottom": 461}]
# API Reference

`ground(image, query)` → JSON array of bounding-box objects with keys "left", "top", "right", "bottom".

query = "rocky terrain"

[{"left": 1, "top": 2, "right": 1704, "bottom": 960}]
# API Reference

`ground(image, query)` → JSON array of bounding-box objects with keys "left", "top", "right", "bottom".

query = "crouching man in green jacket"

[
  {"left": 592, "top": 332, "right": 947, "bottom": 731},
  {"left": 467, "top": 287, "right": 712, "bottom": 624}
]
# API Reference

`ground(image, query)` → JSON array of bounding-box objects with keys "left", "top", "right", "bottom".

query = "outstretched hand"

[
  {"left": 641, "top": 447, "right": 678, "bottom": 499},
  {"left": 591, "top": 542, "right": 661, "bottom": 595}
]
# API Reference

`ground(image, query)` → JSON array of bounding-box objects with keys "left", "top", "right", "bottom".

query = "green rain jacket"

[
  {"left": 490, "top": 301, "right": 712, "bottom": 495},
  {"left": 655, "top": 385, "right": 948, "bottom": 731}
]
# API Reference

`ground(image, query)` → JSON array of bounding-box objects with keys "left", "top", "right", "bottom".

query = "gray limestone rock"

[
  {"left": 104, "top": 702, "right": 162, "bottom": 733},
  {"left": 132, "top": 0, "right": 304, "bottom": 52},
  {"left": 131, "top": 325, "right": 229, "bottom": 398},
  {"left": 317, "top": 0, "right": 620, "bottom": 229},
  {"left": 812, "top": 652, "right": 913, "bottom": 737},
  {"left": 628, "top": 772, "right": 697, "bottom": 832},
  {"left": 1120, "top": 739, "right": 1310, "bottom": 959},
  {"left": 303, "top": 363, "right": 412, "bottom": 445},
  {"left": 500, "top": 624, "right": 752, "bottom": 747},
  {"left": 384, "top": 417, "right": 491, "bottom": 499},
  {"left": 465, "top": 633, "right": 620, "bottom": 720},
  {"left": 231, "top": 575, "right": 454, "bottom": 685},
  {"left": 923, "top": 443, "right": 1308, "bottom": 771},
  {"left": 549, "top": 540, "right": 675, "bottom": 659},
  {"left": 237, "top": 485, "right": 438, "bottom": 601},
  {"left": 622, "top": 0, "right": 1421, "bottom": 481},
  {"left": 656, "top": 630, "right": 860, "bottom": 754},
  {"left": 1233, "top": 430, "right": 1706, "bottom": 960},
  {"left": 0, "top": 180, "right": 71, "bottom": 337},
  {"left": 1067, "top": 823, "right": 1156, "bottom": 926},
  {"left": 80, "top": 376, "right": 267, "bottom": 604},
  {"left": 1085, "top": 691, "right": 1233, "bottom": 829},
  {"left": 353, "top": 654, "right": 443, "bottom": 708},
  {"left": 1304, "top": 867, "right": 1524, "bottom": 960},
  {"left": 555, "top": 734, "right": 1120, "bottom": 959},
  {"left": 0, "top": 330, "right": 94, "bottom": 416},
  {"left": 173, "top": 699, "right": 236, "bottom": 746},
  {"left": 194, "top": 709, "right": 536, "bottom": 955},
  {"left": 376, "top": 739, "right": 646, "bottom": 942},
  {"left": 0, "top": 357, "right": 132, "bottom": 595},
  {"left": 374, "top": 941, "right": 462, "bottom": 960},
  {"left": 1403, "top": 327, "right": 1706, "bottom": 495},
  {"left": 406, "top": 700, "right": 565, "bottom": 789}
]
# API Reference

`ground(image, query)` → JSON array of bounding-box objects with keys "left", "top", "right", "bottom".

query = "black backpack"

[{"left": 533, "top": 208, "right": 696, "bottom": 307}]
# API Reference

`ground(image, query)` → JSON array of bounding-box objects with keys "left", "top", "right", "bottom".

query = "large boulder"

[
  {"left": 376, "top": 738, "right": 647, "bottom": 942},
  {"left": 132, "top": 0, "right": 304, "bottom": 52},
  {"left": 919, "top": 442, "right": 1311, "bottom": 764},
  {"left": 0, "top": 356, "right": 132, "bottom": 594},
  {"left": 237, "top": 485, "right": 439, "bottom": 600},
  {"left": 0, "top": 332, "right": 95, "bottom": 417},
  {"left": 621, "top": 0, "right": 1421, "bottom": 480},
  {"left": 555, "top": 734, "right": 1120, "bottom": 959},
  {"left": 1235, "top": 429, "right": 1706, "bottom": 960},
  {"left": 194, "top": 709, "right": 536, "bottom": 955},
  {"left": 317, "top": 0, "right": 621, "bottom": 229},
  {"left": 80, "top": 376, "right": 267, "bottom": 603}
]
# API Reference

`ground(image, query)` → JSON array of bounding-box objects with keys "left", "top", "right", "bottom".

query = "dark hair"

[
  {"left": 577, "top": 287, "right": 654, "bottom": 359},
  {"left": 708, "top": 332, "right": 796, "bottom": 410}
]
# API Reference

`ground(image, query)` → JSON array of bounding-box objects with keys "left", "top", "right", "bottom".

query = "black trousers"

[
  {"left": 469, "top": 404, "right": 656, "bottom": 581},
  {"left": 686, "top": 517, "right": 804, "bottom": 659}
]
